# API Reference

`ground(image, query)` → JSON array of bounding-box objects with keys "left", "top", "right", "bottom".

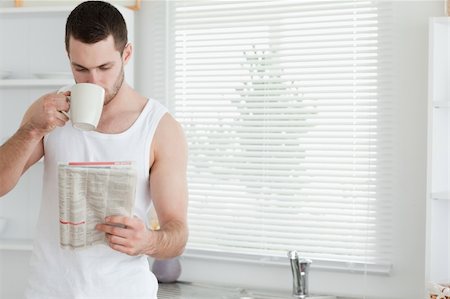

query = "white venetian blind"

[{"left": 172, "top": 0, "right": 392, "bottom": 271}]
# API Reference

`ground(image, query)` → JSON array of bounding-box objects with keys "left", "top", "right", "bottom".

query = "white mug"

[{"left": 58, "top": 83, "right": 105, "bottom": 131}]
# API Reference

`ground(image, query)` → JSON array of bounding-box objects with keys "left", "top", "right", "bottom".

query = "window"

[{"left": 171, "top": 0, "right": 392, "bottom": 273}]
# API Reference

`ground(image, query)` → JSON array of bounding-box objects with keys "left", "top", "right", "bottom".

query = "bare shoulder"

[
  {"left": 157, "top": 113, "right": 183, "bottom": 135},
  {"left": 155, "top": 113, "right": 186, "bottom": 146},
  {"left": 151, "top": 113, "right": 187, "bottom": 165}
]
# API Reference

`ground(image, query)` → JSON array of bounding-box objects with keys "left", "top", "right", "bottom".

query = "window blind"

[{"left": 171, "top": 0, "right": 392, "bottom": 272}]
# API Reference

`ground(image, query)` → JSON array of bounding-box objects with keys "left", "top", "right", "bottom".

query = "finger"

[
  {"left": 47, "top": 113, "right": 68, "bottom": 128},
  {"left": 54, "top": 95, "right": 70, "bottom": 111},
  {"left": 56, "top": 111, "right": 70, "bottom": 123},
  {"left": 106, "top": 236, "right": 139, "bottom": 256},
  {"left": 54, "top": 117, "right": 68, "bottom": 128},
  {"left": 56, "top": 111, "right": 70, "bottom": 122},
  {"left": 105, "top": 215, "right": 135, "bottom": 228},
  {"left": 96, "top": 223, "right": 129, "bottom": 238},
  {"left": 107, "top": 234, "right": 129, "bottom": 247}
]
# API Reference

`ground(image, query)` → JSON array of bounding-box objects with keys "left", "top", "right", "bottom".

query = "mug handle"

[
  {"left": 57, "top": 85, "right": 72, "bottom": 119},
  {"left": 60, "top": 109, "right": 70, "bottom": 119}
]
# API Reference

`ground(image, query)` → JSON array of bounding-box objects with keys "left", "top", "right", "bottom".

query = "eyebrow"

[{"left": 72, "top": 62, "right": 114, "bottom": 70}]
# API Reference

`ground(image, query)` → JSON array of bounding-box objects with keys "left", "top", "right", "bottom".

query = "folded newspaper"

[
  {"left": 428, "top": 282, "right": 450, "bottom": 299},
  {"left": 58, "top": 161, "right": 136, "bottom": 249}
]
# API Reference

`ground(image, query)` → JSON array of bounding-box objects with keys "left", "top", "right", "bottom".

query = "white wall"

[
  {"left": 135, "top": 1, "right": 443, "bottom": 298},
  {"left": 135, "top": 0, "right": 170, "bottom": 107},
  {"left": 0, "top": 250, "right": 31, "bottom": 299}
]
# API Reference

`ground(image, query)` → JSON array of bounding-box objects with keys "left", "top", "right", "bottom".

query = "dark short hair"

[{"left": 65, "top": 1, "right": 128, "bottom": 54}]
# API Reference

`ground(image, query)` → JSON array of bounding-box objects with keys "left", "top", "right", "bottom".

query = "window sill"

[{"left": 182, "top": 249, "right": 392, "bottom": 275}]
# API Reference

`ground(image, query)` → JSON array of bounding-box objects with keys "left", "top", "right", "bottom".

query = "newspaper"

[
  {"left": 428, "top": 282, "right": 450, "bottom": 299},
  {"left": 58, "top": 161, "right": 136, "bottom": 249}
]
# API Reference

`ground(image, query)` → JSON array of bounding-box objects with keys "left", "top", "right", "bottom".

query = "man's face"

[{"left": 68, "top": 35, "right": 129, "bottom": 105}]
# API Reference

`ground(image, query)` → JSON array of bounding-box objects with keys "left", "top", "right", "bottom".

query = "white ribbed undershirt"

[{"left": 25, "top": 98, "right": 168, "bottom": 299}]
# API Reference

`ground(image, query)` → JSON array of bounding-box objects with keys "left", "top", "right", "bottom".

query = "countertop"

[{"left": 157, "top": 281, "right": 338, "bottom": 299}]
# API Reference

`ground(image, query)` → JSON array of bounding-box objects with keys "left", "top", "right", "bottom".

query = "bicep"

[{"left": 149, "top": 115, "right": 188, "bottom": 227}]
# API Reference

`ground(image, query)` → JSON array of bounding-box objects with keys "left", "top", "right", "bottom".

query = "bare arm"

[
  {"left": 0, "top": 125, "right": 43, "bottom": 196},
  {"left": 0, "top": 92, "right": 70, "bottom": 197},
  {"left": 97, "top": 114, "right": 189, "bottom": 258},
  {"left": 146, "top": 114, "right": 189, "bottom": 258}
]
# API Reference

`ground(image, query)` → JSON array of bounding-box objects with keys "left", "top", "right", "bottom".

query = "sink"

[
  {"left": 157, "top": 281, "right": 336, "bottom": 299},
  {"left": 157, "top": 281, "right": 239, "bottom": 299},
  {"left": 239, "top": 288, "right": 336, "bottom": 299}
]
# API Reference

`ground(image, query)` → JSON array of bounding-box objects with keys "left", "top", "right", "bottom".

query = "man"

[{"left": 0, "top": 1, "right": 188, "bottom": 298}]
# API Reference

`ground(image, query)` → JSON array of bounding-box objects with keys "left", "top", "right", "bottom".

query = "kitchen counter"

[{"left": 157, "top": 281, "right": 338, "bottom": 299}]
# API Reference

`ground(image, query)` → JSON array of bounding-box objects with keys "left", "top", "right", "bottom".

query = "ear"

[{"left": 122, "top": 43, "right": 132, "bottom": 65}]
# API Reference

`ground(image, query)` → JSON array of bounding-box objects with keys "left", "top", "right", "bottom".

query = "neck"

[
  {"left": 95, "top": 83, "right": 148, "bottom": 134},
  {"left": 104, "top": 81, "right": 129, "bottom": 109}
]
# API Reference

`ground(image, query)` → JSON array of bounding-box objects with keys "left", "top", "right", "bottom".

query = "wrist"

[
  {"left": 143, "top": 229, "right": 158, "bottom": 256},
  {"left": 144, "top": 222, "right": 188, "bottom": 259},
  {"left": 19, "top": 122, "right": 44, "bottom": 141}
]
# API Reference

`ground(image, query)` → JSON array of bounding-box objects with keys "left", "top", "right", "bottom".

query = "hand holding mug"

[
  {"left": 58, "top": 83, "right": 105, "bottom": 131},
  {"left": 22, "top": 91, "right": 71, "bottom": 136}
]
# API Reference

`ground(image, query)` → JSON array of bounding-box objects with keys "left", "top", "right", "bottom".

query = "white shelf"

[
  {"left": 0, "top": 4, "right": 133, "bottom": 15},
  {"left": 0, "top": 239, "right": 33, "bottom": 251},
  {"left": 431, "top": 192, "right": 450, "bottom": 201},
  {"left": 0, "top": 79, "right": 74, "bottom": 87},
  {"left": 0, "top": 6, "right": 75, "bottom": 14},
  {"left": 431, "top": 17, "right": 450, "bottom": 25},
  {"left": 433, "top": 101, "right": 450, "bottom": 108}
]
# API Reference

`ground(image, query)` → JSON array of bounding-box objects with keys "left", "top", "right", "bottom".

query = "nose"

[{"left": 86, "top": 70, "right": 100, "bottom": 84}]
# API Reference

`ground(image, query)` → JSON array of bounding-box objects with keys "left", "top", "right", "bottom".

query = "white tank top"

[{"left": 25, "top": 98, "right": 167, "bottom": 299}]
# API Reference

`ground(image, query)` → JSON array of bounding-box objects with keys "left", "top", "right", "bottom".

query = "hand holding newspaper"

[{"left": 58, "top": 161, "right": 136, "bottom": 249}]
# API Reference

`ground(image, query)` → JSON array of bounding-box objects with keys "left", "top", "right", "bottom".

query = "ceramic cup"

[{"left": 58, "top": 83, "right": 105, "bottom": 131}]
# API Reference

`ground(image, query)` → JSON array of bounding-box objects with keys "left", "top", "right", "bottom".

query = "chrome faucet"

[{"left": 288, "top": 250, "right": 312, "bottom": 298}]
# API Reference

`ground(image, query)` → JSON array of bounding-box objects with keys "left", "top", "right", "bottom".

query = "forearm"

[
  {"left": 0, "top": 124, "right": 42, "bottom": 197},
  {"left": 145, "top": 220, "right": 188, "bottom": 259}
]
